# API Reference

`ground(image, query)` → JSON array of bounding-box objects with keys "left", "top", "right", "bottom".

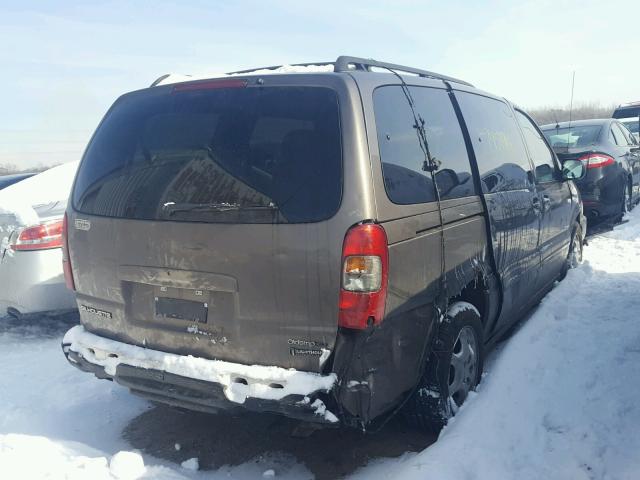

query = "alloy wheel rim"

[
  {"left": 571, "top": 231, "right": 583, "bottom": 266},
  {"left": 576, "top": 236, "right": 583, "bottom": 263},
  {"left": 448, "top": 326, "right": 479, "bottom": 413}
]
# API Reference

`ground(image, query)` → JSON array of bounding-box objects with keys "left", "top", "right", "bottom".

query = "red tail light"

[
  {"left": 11, "top": 219, "right": 63, "bottom": 251},
  {"left": 61, "top": 213, "right": 75, "bottom": 291},
  {"left": 578, "top": 153, "right": 615, "bottom": 169},
  {"left": 338, "top": 224, "right": 389, "bottom": 330}
]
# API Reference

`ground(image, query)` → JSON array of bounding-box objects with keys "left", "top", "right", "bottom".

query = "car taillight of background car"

[
  {"left": 578, "top": 153, "right": 615, "bottom": 169},
  {"left": 10, "top": 219, "right": 64, "bottom": 251}
]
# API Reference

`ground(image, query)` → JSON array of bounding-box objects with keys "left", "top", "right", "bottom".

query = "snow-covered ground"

[{"left": 1, "top": 211, "right": 639, "bottom": 479}]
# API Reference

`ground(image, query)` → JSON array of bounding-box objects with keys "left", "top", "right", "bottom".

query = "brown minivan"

[{"left": 62, "top": 56, "right": 586, "bottom": 431}]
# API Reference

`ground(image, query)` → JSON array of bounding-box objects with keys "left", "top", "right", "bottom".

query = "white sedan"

[{"left": 0, "top": 162, "right": 78, "bottom": 317}]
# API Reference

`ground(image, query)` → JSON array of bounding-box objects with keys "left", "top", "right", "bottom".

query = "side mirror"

[{"left": 562, "top": 159, "right": 585, "bottom": 180}]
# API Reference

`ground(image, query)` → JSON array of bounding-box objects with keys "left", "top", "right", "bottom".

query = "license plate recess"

[{"left": 155, "top": 297, "right": 208, "bottom": 323}]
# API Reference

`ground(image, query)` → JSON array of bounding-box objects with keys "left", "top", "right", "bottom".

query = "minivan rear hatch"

[{"left": 69, "top": 78, "right": 345, "bottom": 373}]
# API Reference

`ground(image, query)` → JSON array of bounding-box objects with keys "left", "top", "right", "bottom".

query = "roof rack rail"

[
  {"left": 151, "top": 56, "right": 473, "bottom": 88},
  {"left": 333, "top": 56, "right": 473, "bottom": 87},
  {"left": 225, "top": 55, "right": 473, "bottom": 87},
  {"left": 150, "top": 74, "right": 172, "bottom": 87}
]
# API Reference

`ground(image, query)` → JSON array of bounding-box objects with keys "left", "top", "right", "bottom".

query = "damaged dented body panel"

[{"left": 62, "top": 57, "right": 585, "bottom": 430}]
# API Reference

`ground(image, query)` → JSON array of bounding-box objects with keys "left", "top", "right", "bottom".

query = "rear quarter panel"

[
  {"left": 0, "top": 248, "right": 76, "bottom": 314},
  {"left": 331, "top": 74, "right": 492, "bottom": 425}
]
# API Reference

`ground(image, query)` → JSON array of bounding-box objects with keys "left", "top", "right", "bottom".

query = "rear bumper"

[
  {"left": 62, "top": 325, "right": 339, "bottom": 424},
  {"left": 574, "top": 169, "right": 625, "bottom": 220},
  {"left": 581, "top": 198, "right": 620, "bottom": 219},
  {"left": 0, "top": 247, "right": 76, "bottom": 315}
]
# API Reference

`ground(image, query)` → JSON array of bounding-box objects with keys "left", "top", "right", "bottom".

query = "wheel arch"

[{"left": 445, "top": 256, "right": 501, "bottom": 337}]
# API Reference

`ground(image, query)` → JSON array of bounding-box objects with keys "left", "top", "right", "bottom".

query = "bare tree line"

[
  {"left": 0, "top": 101, "right": 618, "bottom": 176},
  {"left": 527, "top": 102, "right": 617, "bottom": 126},
  {"left": 0, "top": 163, "right": 57, "bottom": 175}
]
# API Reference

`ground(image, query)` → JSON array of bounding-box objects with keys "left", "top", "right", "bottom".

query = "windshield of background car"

[
  {"left": 72, "top": 84, "right": 342, "bottom": 224},
  {"left": 541, "top": 125, "right": 602, "bottom": 148}
]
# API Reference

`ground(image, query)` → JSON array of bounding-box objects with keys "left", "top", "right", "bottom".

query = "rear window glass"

[
  {"left": 73, "top": 86, "right": 342, "bottom": 223},
  {"left": 541, "top": 125, "right": 601, "bottom": 148}
]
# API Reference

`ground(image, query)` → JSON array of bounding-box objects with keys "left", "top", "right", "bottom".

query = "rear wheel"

[
  {"left": 559, "top": 221, "right": 583, "bottom": 280},
  {"left": 616, "top": 181, "right": 631, "bottom": 223},
  {"left": 568, "top": 222, "right": 584, "bottom": 268},
  {"left": 560, "top": 222, "right": 584, "bottom": 280},
  {"left": 626, "top": 179, "right": 635, "bottom": 211},
  {"left": 403, "top": 301, "right": 483, "bottom": 432}
]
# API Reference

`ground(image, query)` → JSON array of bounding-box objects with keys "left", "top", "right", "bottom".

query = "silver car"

[{"left": 0, "top": 163, "right": 78, "bottom": 317}]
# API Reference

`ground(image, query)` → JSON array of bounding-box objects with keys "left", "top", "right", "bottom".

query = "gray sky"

[{"left": 1, "top": 0, "right": 638, "bottom": 169}]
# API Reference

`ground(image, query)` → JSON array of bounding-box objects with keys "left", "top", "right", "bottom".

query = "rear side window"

[
  {"left": 455, "top": 92, "right": 533, "bottom": 193},
  {"left": 622, "top": 120, "right": 639, "bottom": 135},
  {"left": 73, "top": 86, "right": 342, "bottom": 223},
  {"left": 373, "top": 86, "right": 477, "bottom": 205},
  {"left": 613, "top": 123, "right": 632, "bottom": 146},
  {"left": 610, "top": 125, "right": 625, "bottom": 146},
  {"left": 515, "top": 110, "right": 557, "bottom": 183}
]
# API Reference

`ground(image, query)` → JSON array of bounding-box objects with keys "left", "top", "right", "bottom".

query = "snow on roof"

[
  {"left": 154, "top": 64, "right": 335, "bottom": 86},
  {"left": 0, "top": 161, "right": 79, "bottom": 226}
]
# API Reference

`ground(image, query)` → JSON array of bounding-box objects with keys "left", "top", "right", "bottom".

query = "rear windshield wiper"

[{"left": 162, "top": 202, "right": 278, "bottom": 216}]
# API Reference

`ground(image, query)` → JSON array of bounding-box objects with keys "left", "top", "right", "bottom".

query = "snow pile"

[
  {"left": 156, "top": 64, "right": 334, "bottom": 86},
  {"left": 0, "top": 434, "right": 153, "bottom": 480},
  {"left": 0, "top": 434, "right": 111, "bottom": 480},
  {"left": 180, "top": 457, "right": 199, "bottom": 471},
  {"left": 109, "top": 451, "right": 146, "bottom": 479},
  {"left": 0, "top": 161, "right": 79, "bottom": 227},
  {"left": 0, "top": 434, "right": 184, "bottom": 480},
  {"left": 297, "top": 396, "right": 339, "bottom": 423},
  {"left": 356, "top": 211, "right": 640, "bottom": 479},
  {"left": 233, "top": 64, "right": 334, "bottom": 75},
  {"left": 310, "top": 399, "right": 339, "bottom": 423},
  {"left": 64, "top": 325, "right": 337, "bottom": 404}
]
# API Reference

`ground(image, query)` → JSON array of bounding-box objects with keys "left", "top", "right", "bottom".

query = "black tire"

[
  {"left": 626, "top": 179, "right": 635, "bottom": 212},
  {"left": 403, "top": 301, "right": 484, "bottom": 432},
  {"left": 558, "top": 221, "right": 583, "bottom": 281},
  {"left": 615, "top": 181, "right": 631, "bottom": 223}
]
